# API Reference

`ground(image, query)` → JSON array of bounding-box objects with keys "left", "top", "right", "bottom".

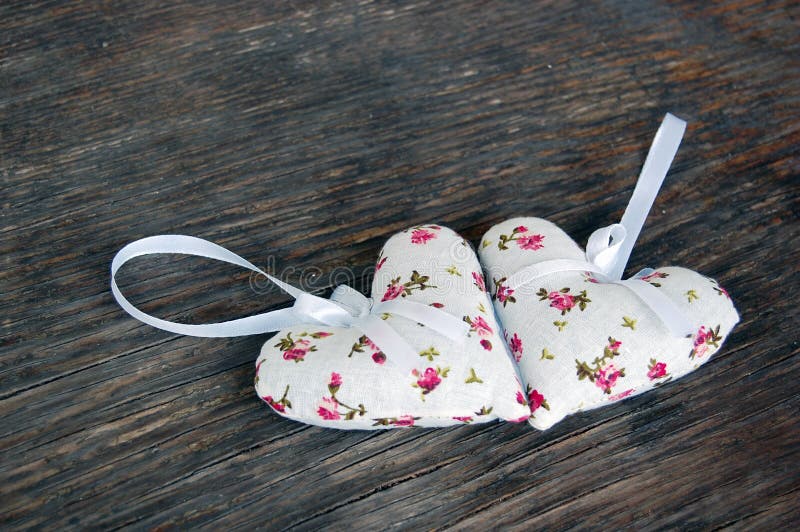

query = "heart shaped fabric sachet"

[
  {"left": 479, "top": 218, "right": 739, "bottom": 429},
  {"left": 478, "top": 114, "right": 740, "bottom": 430},
  {"left": 111, "top": 226, "right": 530, "bottom": 430},
  {"left": 253, "top": 225, "right": 529, "bottom": 428}
]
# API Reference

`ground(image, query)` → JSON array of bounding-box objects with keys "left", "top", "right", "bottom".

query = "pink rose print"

[
  {"left": 274, "top": 331, "right": 330, "bottom": 362},
  {"left": 284, "top": 338, "right": 311, "bottom": 361},
  {"left": 583, "top": 272, "right": 600, "bottom": 283},
  {"left": 472, "top": 271, "right": 487, "bottom": 293},
  {"left": 468, "top": 316, "right": 493, "bottom": 337},
  {"left": 410, "top": 228, "right": 436, "bottom": 244},
  {"left": 538, "top": 287, "right": 590, "bottom": 315},
  {"left": 262, "top": 396, "right": 285, "bottom": 413},
  {"left": 382, "top": 281, "right": 405, "bottom": 301},
  {"left": 382, "top": 271, "right": 436, "bottom": 301},
  {"left": 509, "top": 415, "right": 530, "bottom": 423},
  {"left": 518, "top": 234, "right": 545, "bottom": 250},
  {"left": 608, "top": 388, "right": 635, "bottom": 401},
  {"left": 453, "top": 416, "right": 474, "bottom": 423},
  {"left": 509, "top": 333, "right": 523, "bottom": 362},
  {"left": 349, "top": 335, "right": 386, "bottom": 365},
  {"left": 549, "top": 291, "right": 574, "bottom": 311},
  {"left": 639, "top": 270, "right": 669, "bottom": 287},
  {"left": 261, "top": 385, "right": 291, "bottom": 413},
  {"left": 372, "top": 415, "right": 421, "bottom": 427},
  {"left": 693, "top": 327, "right": 710, "bottom": 359},
  {"left": 492, "top": 277, "right": 517, "bottom": 306},
  {"left": 464, "top": 315, "right": 494, "bottom": 350},
  {"left": 523, "top": 385, "right": 550, "bottom": 416},
  {"left": 690, "top": 325, "right": 721, "bottom": 359},
  {"left": 498, "top": 226, "right": 545, "bottom": 251},
  {"left": 317, "top": 396, "right": 341, "bottom": 420},
  {"left": 392, "top": 415, "right": 416, "bottom": 427},
  {"left": 576, "top": 337, "right": 625, "bottom": 394},
  {"left": 415, "top": 368, "right": 441, "bottom": 393},
  {"left": 694, "top": 326, "right": 710, "bottom": 355},
  {"left": 497, "top": 284, "right": 515, "bottom": 304},
  {"left": 319, "top": 373, "right": 366, "bottom": 420},
  {"left": 647, "top": 361, "right": 668, "bottom": 380},
  {"left": 430, "top": 302, "right": 445, "bottom": 308},
  {"left": 411, "top": 366, "right": 449, "bottom": 398},
  {"left": 527, "top": 389, "right": 546, "bottom": 411},
  {"left": 516, "top": 390, "right": 526, "bottom": 405},
  {"left": 376, "top": 256, "right": 387, "bottom": 271},
  {"left": 464, "top": 316, "right": 494, "bottom": 351},
  {"left": 595, "top": 364, "right": 623, "bottom": 393}
]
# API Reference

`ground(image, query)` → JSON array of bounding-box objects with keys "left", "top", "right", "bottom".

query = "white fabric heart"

[
  {"left": 111, "top": 226, "right": 531, "bottom": 429},
  {"left": 478, "top": 114, "right": 740, "bottom": 430},
  {"left": 253, "top": 225, "right": 530, "bottom": 428},
  {"left": 479, "top": 217, "right": 739, "bottom": 429}
]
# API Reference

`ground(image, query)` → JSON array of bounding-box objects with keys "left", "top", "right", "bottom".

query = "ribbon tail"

[
  {"left": 585, "top": 224, "right": 627, "bottom": 276},
  {"left": 354, "top": 315, "right": 418, "bottom": 376},
  {"left": 608, "top": 113, "right": 686, "bottom": 279},
  {"left": 619, "top": 279, "right": 695, "bottom": 337}
]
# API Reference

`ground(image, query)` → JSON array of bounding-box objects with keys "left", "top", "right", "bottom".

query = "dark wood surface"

[{"left": 2, "top": 1, "right": 798, "bottom": 529}]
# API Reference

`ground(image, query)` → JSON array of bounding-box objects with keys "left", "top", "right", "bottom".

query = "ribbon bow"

[
  {"left": 504, "top": 113, "right": 694, "bottom": 337},
  {"left": 111, "top": 235, "right": 469, "bottom": 375}
]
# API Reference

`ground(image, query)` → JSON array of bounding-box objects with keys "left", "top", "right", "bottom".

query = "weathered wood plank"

[{"left": 1, "top": 0, "right": 798, "bottom": 529}]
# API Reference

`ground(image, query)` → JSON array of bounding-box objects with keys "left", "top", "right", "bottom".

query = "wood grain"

[{"left": 1, "top": 0, "right": 798, "bottom": 529}]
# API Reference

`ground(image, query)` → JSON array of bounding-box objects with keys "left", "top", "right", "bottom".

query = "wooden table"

[{"left": 2, "top": 1, "right": 798, "bottom": 528}]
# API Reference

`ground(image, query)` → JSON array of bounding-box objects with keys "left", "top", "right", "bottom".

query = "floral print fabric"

[
  {"left": 254, "top": 224, "right": 530, "bottom": 429},
  {"left": 479, "top": 217, "right": 740, "bottom": 430}
]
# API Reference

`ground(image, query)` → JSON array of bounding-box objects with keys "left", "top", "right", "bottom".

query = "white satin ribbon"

[
  {"left": 506, "top": 113, "right": 694, "bottom": 337},
  {"left": 111, "top": 235, "right": 469, "bottom": 375}
]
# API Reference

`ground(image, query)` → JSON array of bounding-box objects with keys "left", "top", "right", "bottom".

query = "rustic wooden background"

[{"left": 2, "top": 0, "right": 798, "bottom": 529}]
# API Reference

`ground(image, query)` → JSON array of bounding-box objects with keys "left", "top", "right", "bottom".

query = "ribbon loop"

[
  {"left": 586, "top": 223, "right": 627, "bottom": 275},
  {"left": 504, "top": 113, "right": 694, "bottom": 337},
  {"left": 111, "top": 235, "right": 468, "bottom": 373},
  {"left": 610, "top": 112, "right": 686, "bottom": 279}
]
